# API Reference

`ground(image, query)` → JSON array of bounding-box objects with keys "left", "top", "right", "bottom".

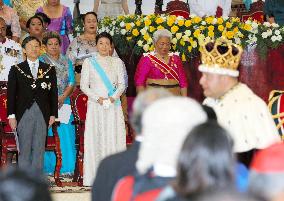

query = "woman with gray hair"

[{"left": 134, "top": 29, "right": 188, "bottom": 96}]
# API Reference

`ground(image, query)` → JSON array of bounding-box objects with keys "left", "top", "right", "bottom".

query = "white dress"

[
  {"left": 203, "top": 83, "right": 280, "bottom": 153},
  {"left": 80, "top": 54, "right": 126, "bottom": 186},
  {"left": 188, "top": 0, "right": 231, "bottom": 17},
  {"left": 97, "top": 0, "right": 124, "bottom": 19}
]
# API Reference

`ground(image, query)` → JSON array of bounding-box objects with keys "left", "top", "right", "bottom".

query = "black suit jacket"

[
  {"left": 7, "top": 60, "right": 58, "bottom": 125},
  {"left": 92, "top": 141, "right": 140, "bottom": 201}
]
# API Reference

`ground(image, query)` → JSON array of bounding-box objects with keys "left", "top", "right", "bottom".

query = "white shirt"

[{"left": 27, "top": 58, "right": 39, "bottom": 78}]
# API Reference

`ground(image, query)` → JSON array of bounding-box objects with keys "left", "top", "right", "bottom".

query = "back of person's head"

[
  {"left": 174, "top": 121, "right": 235, "bottom": 198},
  {"left": 249, "top": 143, "right": 284, "bottom": 201},
  {"left": 35, "top": 12, "right": 51, "bottom": 25},
  {"left": 0, "top": 168, "right": 51, "bottom": 201},
  {"left": 136, "top": 97, "right": 207, "bottom": 174},
  {"left": 130, "top": 88, "right": 173, "bottom": 135}
]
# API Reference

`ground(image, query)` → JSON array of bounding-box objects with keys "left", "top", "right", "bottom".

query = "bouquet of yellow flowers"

[{"left": 96, "top": 14, "right": 284, "bottom": 61}]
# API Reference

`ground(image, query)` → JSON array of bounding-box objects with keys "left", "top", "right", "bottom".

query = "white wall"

[{"left": 60, "top": 0, "right": 187, "bottom": 15}]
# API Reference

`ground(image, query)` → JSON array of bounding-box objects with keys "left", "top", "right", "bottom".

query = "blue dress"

[{"left": 40, "top": 54, "right": 76, "bottom": 174}]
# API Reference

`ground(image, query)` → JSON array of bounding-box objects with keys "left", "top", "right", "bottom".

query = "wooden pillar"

[{"left": 135, "top": 0, "right": 142, "bottom": 15}]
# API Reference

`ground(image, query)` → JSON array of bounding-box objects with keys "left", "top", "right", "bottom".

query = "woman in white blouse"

[{"left": 80, "top": 31, "right": 126, "bottom": 186}]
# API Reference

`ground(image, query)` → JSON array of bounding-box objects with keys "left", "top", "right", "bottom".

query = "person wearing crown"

[
  {"left": 7, "top": 36, "right": 58, "bottom": 171},
  {"left": 198, "top": 38, "right": 281, "bottom": 167},
  {"left": 135, "top": 29, "right": 188, "bottom": 96}
]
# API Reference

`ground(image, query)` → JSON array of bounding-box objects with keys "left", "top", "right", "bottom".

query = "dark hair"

[
  {"left": 35, "top": 12, "right": 51, "bottom": 25},
  {"left": 26, "top": 15, "right": 44, "bottom": 29},
  {"left": 174, "top": 121, "right": 235, "bottom": 198},
  {"left": 202, "top": 105, "right": 217, "bottom": 121},
  {"left": 42, "top": 31, "right": 62, "bottom": 46},
  {"left": 22, "top": 36, "right": 41, "bottom": 49},
  {"left": 82, "top": 11, "right": 98, "bottom": 23},
  {"left": 96, "top": 32, "right": 113, "bottom": 45},
  {"left": 0, "top": 17, "right": 6, "bottom": 24},
  {"left": 0, "top": 168, "right": 52, "bottom": 201}
]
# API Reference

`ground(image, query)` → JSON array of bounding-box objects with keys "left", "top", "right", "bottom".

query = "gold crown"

[{"left": 199, "top": 38, "right": 243, "bottom": 77}]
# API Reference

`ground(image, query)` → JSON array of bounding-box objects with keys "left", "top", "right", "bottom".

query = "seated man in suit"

[{"left": 7, "top": 36, "right": 58, "bottom": 171}]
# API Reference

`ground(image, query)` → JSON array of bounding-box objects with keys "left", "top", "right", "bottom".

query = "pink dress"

[
  {"left": 135, "top": 52, "right": 188, "bottom": 88},
  {"left": 36, "top": 6, "right": 73, "bottom": 54}
]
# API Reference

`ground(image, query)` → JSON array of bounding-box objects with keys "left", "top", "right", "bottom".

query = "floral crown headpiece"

[{"left": 198, "top": 37, "right": 243, "bottom": 77}]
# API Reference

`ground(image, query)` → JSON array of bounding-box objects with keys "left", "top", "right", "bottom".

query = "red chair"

[
  {"left": 70, "top": 86, "right": 88, "bottom": 186},
  {"left": 157, "top": 0, "right": 190, "bottom": 18},
  {"left": 268, "top": 90, "right": 284, "bottom": 140},
  {"left": 238, "top": 0, "right": 264, "bottom": 22},
  {"left": 0, "top": 85, "right": 63, "bottom": 186},
  {"left": 0, "top": 87, "right": 17, "bottom": 167}
]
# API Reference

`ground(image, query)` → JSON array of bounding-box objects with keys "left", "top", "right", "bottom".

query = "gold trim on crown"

[{"left": 198, "top": 37, "right": 243, "bottom": 77}]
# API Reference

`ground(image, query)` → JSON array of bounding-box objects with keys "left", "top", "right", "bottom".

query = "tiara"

[{"left": 198, "top": 37, "right": 243, "bottom": 77}]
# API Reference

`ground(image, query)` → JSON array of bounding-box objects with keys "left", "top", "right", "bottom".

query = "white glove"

[{"left": 102, "top": 99, "right": 111, "bottom": 109}]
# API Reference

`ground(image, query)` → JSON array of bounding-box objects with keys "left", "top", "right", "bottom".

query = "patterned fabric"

[
  {"left": 204, "top": 83, "right": 281, "bottom": 152},
  {"left": 268, "top": 90, "right": 284, "bottom": 139},
  {"left": 0, "top": 5, "right": 21, "bottom": 37},
  {"left": 66, "top": 36, "right": 97, "bottom": 66},
  {"left": 0, "top": 38, "right": 23, "bottom": 81},
  {"left": 39, "top": 53, "right": 76, "bottom": 174},
  {"left": 135, "top": 52, "right": 188, "bottom": 88},
  {"left": 98, "top": 0, "right": 124, "bottom": 19},
  {"left": 80, "top": 54, "right": 126, "bottom": 186},
  {"left": 36, "top": 6, "right": 73, "bottom": 54},
  {"left": 40, "top": 54, "right": 74, "bottom": 95},
  {"left": 12, "top": 0, "right": 47, "bottom": 36}
]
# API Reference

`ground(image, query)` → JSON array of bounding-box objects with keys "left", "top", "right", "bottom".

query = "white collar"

[
  {"left": 27, "top": 58, "right": 39, "bottom": 66},
  {"left": 153, "top": 163, "right": 176, "bottom": 177},
  {"left": 135, "top": 136, "right": 143, "bottom": 142}
]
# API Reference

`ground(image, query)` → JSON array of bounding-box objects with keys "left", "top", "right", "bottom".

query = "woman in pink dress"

[
  {"left": 36, "top": 0, "right": 73, "bottom": 54},
  {"left": 135, "top": 29, "right": 188, "bottom": 96}
]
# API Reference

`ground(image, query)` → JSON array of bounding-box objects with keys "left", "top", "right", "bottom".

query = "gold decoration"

[
  {"left": 0, "top": 55, "right": 4, "bottom": 73},
  {"left": 38, "top": 69, "right": 43, "bottom": 78},
  {"left": 199, "top": 37, "right": 243, "bottom": 71},
  {"left": 15, "top": 65, "right": 52, "bottom": 80}
]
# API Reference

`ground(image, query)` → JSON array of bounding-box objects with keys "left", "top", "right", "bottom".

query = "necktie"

[{"left": 31, "top": 63, "right": 37, "bottom": 79}]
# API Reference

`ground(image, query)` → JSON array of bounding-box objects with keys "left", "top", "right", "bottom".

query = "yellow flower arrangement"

[
  {"left": 184, "top": 20, "right": 192, "bottom": 27},
  {"left": 132, "top": 29, "right": 139, "bottom": 37},
  {"left": 155, "top": 17, "right": 164, "bottom": 24},
  {"left": 96, "top": 14, "right": 284, "bottom": 61},
  {"left": 171, "top": 25, "right": 179, "bottom": 34},
  {"left": 178, "top": 19, "right": 185, "bottom": 27}
]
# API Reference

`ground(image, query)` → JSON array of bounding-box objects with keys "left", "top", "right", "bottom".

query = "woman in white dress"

[
  {"left": 188, "top": 0, "right": 231, "bottom": 17},
  {"left": 93, "top": 0, "right": 129, "bottom": 19},
  {"left": 80, "top": 32, "right": 126, "bottom": 186}
]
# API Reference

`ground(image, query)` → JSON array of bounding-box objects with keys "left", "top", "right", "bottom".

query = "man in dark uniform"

[{"left": 7, "top": 36, "right": 58, "bottom": 171}]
